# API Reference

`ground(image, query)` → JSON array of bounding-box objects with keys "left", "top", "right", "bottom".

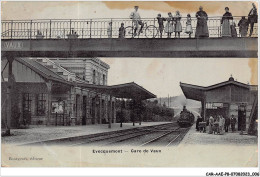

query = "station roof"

[
  {"left": 78, "top": 82, "right": 156, "bottom": 100},
  {"left": 180, "top": 77, "right": 258, "bottom": 101},
  {"left": 15, "top": 57, "right": 71, "bottom": 84},
  {"left": 11, "top": 57, "right": 156, "bottom": 100}
]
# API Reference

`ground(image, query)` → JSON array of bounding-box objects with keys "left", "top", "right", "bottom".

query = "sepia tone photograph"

[{"left": 0, "top": 0, "right": 259, "bottom": 175}]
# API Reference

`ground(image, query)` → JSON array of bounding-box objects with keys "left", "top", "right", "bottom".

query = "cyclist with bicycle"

[{"left": 129, "top": 6, "right": 144, "bottom": 36}]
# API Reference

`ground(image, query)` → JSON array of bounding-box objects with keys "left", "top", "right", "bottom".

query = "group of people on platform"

[
  {"left": 107, "top": 3, "right": 257, "bottom": 38},
  {"left": 196, "top": 114, "right": 238, "bottom": 135}
]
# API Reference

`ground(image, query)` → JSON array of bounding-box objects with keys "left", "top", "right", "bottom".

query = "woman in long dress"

[
  {"left": 221, "top": 7, "right": 233, "bottom": 37},
  {"left": 219, "top": 115, "right": 225, "bottom": 135},
  {"left": 238, "top": 16, "right": 249, "bottom": 37},
  {"left": 165, "top": 12, "right": 174, "bottom": 38},
  {"left": 174, "top": 11, "right": 182, "bottom": 38},
  {"left": 208, "top": 116, "right": 214, "bottom": 134},
  {"left": 195, "top": 6, "right": 209, "bottom": 38},
  {"left": 185, "top": 14, "right": 193, "bottom": 38}
]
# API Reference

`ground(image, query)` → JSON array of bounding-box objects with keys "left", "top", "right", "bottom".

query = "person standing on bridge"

[
  {"left": 238, "top": 16, "right": 249, "bottom": 37},
  {"left": 230, "top": 22, "right": 238, "bottom": 38},
  {"left": 174, "top": 11, "right": 182, "bottom": 38},
  {"left": 119, "top": 23, "right": 126, "bottom": 38},
  {"left": 195, "top": 6, "right": 209, "bottom": 38},
  {"left": 185, "top": 14, "right": 193, "bottom": 38},
  {"left": 129, "top": 6, "right": 144, "bottom": 37},
  {"left": 248, "top": 3, "right": 257, "bottom": 37},
  {"left": 165, "top": 12, "right": 174, "bottom": 38},
  {"left": 157, "top": 14, "right": 166, "bottom": 38},
  {"left": 221, "top": 7, "right": 233, "bottom": 37},
  {"left": 107, "top": 22, "right": 113, "bottom": 38}
]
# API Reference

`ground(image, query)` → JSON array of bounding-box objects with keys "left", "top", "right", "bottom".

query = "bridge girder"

[{"left": 1, "top": 38, "right": 258, "bottom": 58}]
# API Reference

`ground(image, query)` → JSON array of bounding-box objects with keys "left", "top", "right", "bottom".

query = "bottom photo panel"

[{"left": 1, "top": 57, "right": 258, "bottom": 167}]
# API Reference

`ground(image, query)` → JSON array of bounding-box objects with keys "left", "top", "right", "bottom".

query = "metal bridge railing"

[{"left": 1, "top": 17, "right": 258, "bottom": 39}]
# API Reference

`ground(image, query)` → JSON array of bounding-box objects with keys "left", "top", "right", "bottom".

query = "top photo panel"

[{"left": 1, "top": 1, "right": 258, "bottom": 58}]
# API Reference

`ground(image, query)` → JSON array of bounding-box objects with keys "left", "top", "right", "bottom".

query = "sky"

[
  {"left": 1, "top": 1, "right": 258, "bottom": 97},
  {"left": 101, "top": 58, "right": 255, "bottom": 97},
  {"left": 1, "top": 1, "right": 258, "bottom": 20}
]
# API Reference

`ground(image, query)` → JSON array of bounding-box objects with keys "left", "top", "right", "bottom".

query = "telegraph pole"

[{"left": 168, "top": 94, "right": 170, "bottom": 108}]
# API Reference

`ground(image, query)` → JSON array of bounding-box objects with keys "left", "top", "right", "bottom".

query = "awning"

[
  {"left": 180, "top": 79, "right": 257, "bottom": 102},
  {"left": 78, "top": 82, "right": 156, "bottom": 100},
  {"left": 180, "top": 82, "right": 204, "bottom": 101}
]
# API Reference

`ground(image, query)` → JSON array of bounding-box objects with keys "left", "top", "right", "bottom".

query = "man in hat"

[
  {"left": 196, "top": 115, "right": 203, "bottom": 131},
  {"left": 224, "top": 116, "right": 231, "bottom": 132},
  {"left": 129, "top": 6, "right": 144, "bottom": 36},
  {"left": 248, "top": 3, "right": 257, "bottom": 37},
  {"left": 230, "top": 114, "right": 237, "bottom": 132}
]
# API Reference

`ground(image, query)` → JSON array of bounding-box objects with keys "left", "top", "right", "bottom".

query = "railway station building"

[
  {"left": 180, "top": 76, "right": 258, "bottom": 131},
  {"left": 1, "top": 57, "right": 155, "bottom": 128}
]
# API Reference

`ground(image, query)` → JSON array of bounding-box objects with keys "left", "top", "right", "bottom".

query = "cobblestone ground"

[{"left": 1, "top": 122, "right": 171, "bottom": 145}]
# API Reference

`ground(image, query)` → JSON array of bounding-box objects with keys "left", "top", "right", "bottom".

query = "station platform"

[
  {"left": 173, "top": 124, "right": 258, "bottom": 167},
  {"left": 1, "top": 122, "right": 171, "bottom": 145}
]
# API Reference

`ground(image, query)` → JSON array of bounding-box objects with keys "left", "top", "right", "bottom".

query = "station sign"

[
  {"left": 1, "top": 41, "right": 29, "bottom": 51},
  {"left": 206, "top": 102, "right": 224, "bottom": 109}
]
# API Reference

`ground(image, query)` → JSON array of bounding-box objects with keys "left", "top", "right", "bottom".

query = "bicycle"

[{"left": 124, "top": 22, "right": 159, "bottom": 38}]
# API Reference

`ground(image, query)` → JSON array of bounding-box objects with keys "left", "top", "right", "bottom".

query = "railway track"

[
  {"left": 23, "top": 122, "right": 190, "bottom": 146},
  {"left": 139, "top": 127, "right": 190, "bottom": 147},
  {"left": 70, "top": 123, "right": 180, "bottom": 146}
]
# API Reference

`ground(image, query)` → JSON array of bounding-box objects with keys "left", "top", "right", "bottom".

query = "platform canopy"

[
  {"left": 3, "top": 57, "right": 156, "bottom": 100},
  {"left": 180, "top": 82, "right": 205, "bottom": 101},
  {"left": 180, "top": 77, "right": 257, "bottom": 102},
  {"left": 79, "top": 82, "right": 156, "bottom": 100}
]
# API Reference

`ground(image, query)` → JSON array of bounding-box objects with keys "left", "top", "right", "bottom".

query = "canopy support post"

[{"left": 108, "top": 95, "right": 112, "bottom": 128}]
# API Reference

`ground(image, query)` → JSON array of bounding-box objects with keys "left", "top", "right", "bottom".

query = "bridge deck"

[{"left": 1, "top": 38, "right": 257, "bottom": 58}]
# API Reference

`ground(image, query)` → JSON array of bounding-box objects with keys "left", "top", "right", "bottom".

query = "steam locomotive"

[{"left": 177, "top": 106, "right": 195, "bottom": 127}]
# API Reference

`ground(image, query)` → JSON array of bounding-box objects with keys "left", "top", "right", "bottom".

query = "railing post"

[
  {"left": 111, "top": 18, "right": 113, "bottom": 38},
  {"left": 49, "top": 20, "right": 52, "bottom": 38},
  {"left": 153, "top": 18, "right": 156, "bottom": 38},
  {"left": 132, "top": 21, "right": 134, "bottom": 38},
  {"left": 10, "top": 20, "right": 13, "bottom": 39},
  {"left": 90, "top": 19, "right": 92, "bottom": 38},
  {"left": 30, "top": 20, "right": 32, "bottom": 39},
  {"left": 69, "top": 19, "right": 72, "bottom": 34}
]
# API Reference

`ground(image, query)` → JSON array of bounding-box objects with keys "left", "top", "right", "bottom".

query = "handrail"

[
  {"left": 1, "top": 16, "right": 255, "bottom": 21},
  {"left": 1, "top": 16, "right": 258, "bottom": 39}
]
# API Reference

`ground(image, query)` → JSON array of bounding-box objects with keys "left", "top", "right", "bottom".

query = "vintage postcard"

[{"left": 1, "top": 0, "right": 259, "bottom": 176}]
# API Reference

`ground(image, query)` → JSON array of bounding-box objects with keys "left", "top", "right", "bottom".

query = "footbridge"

[{"left": 1, "top": 17, "right": 258, "bottom": 58}]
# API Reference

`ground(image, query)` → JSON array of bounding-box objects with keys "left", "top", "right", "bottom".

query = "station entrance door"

[{"left": 238, "top": 104, "right": 246, "bottom": 131}]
